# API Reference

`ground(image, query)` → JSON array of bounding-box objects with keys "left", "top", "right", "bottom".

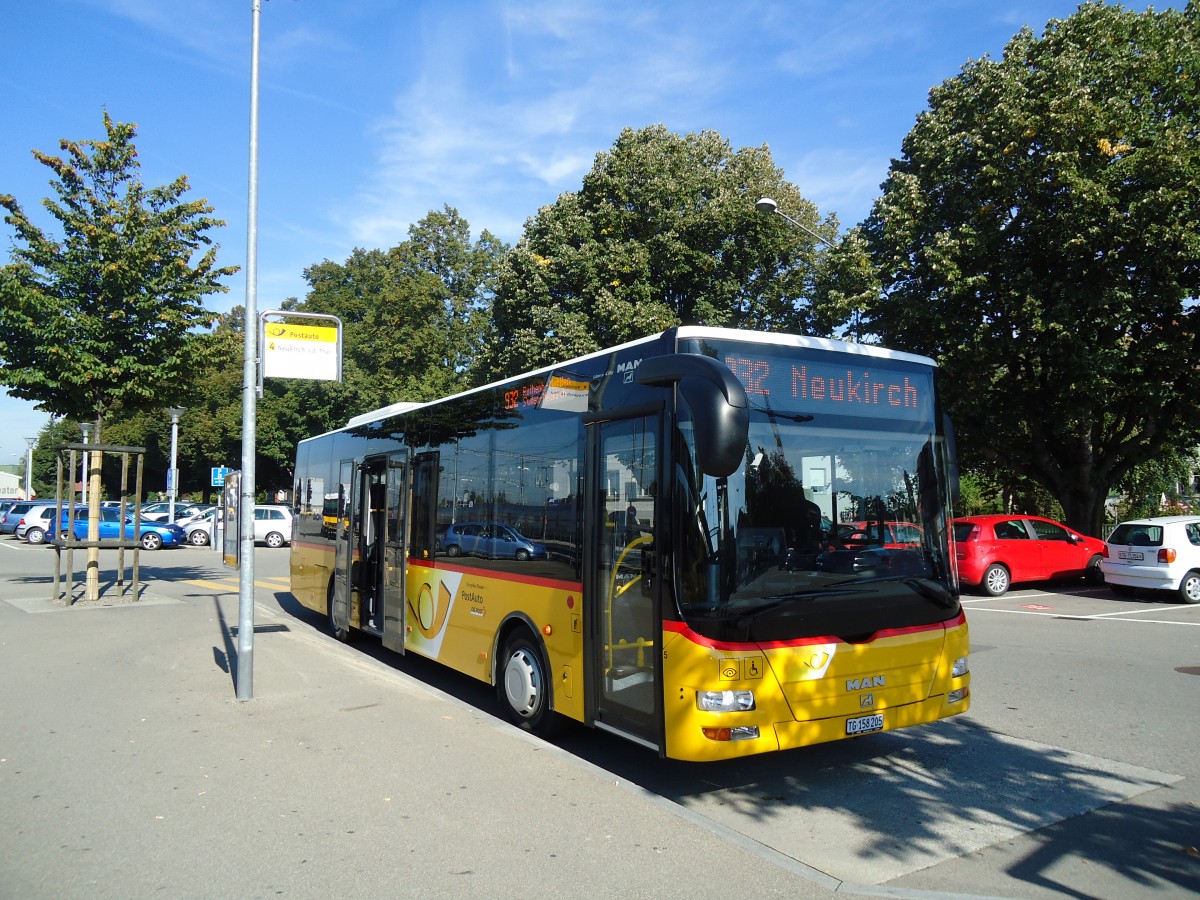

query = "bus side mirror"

[{"left": 636, "top": 354, "right": 749, "bottom": 477}]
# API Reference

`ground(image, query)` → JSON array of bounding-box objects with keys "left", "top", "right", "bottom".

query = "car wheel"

[
  {"left": 515, "top": 548, "right": 530, "bottom": 561},
  {"left": 1084, "top": 554, "right": 1103, "bottom": 584},
  {"left": 141, "top": 532, "right": 163, "bottom": 551},
  {"left": 496, "top": 632, "right": 559, "bottom": 737},
  {"left": 1178, "top": 571, "right": 1200, "bottom": 604},
  {"left": 1109, "top": 584, "right": 1137, "bottom": 597},
  {"left": 446, "top": 544, "right": 462, "bottom": 557},
  {"left": 25, "top": 527, "right": 45, "bottom": 545},
  {"left": 265, "top": 531, "right": 285, "bottom": 548},
  {"left": 981, "top": 563, "right": 1010, "bottom": 597},
  {"left": 189, "top": 530, "right": 210, "bottom": 546}
]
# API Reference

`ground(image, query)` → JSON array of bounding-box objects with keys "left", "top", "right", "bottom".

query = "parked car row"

[
  {"left": 955, "top": 512, "right": 1200, "bottom": 603},
  {"left": 0, "top": 501, "right": 293, "bottom": 549},
  {"left": 5, "top": 494, "right": 1200, "bottom": 600}
]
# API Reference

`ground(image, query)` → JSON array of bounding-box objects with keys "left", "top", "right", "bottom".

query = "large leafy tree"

[
  {"left": 296, "top": 207, "right": 505, "bottom": 410},
  {"left": 864, "top": 1, "right": 1200, "bottom": 534},
  {"left": 172, "top": 208, "right": 506, "bottom": 497},
  {"left": 0, "top": 113, "right": 235, "bottom": 598},
  {"left": 0, "top": 112, "right": 236, "bottom": 437},
  {"left": 485, "top": 124, "right": 835, "bottom": 376}
]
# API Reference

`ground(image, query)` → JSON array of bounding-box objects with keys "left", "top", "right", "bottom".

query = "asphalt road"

[{"left": 4, "top": 537, "right": 1199, "bottom": 898}]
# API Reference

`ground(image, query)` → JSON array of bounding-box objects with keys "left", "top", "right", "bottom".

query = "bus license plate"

[
  {"left": 1118, "top": 551, "right": 1143, "bottom": 561},
  {"left": 846, "top": 713, "right": 884, "bottom": 736}
]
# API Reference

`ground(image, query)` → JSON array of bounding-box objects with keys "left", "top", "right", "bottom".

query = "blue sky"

[{"left": 1, "top": 0, "right": 1178, "bottom": 464}]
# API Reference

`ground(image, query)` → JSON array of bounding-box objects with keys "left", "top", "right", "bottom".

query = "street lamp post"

[
  {"left": 754, "top": 197, "right": 835, "bottom": 246},
  {"left": 80, "top": 423, "right": 93, "bottom": 504},
  {"left": 167, "top": 407, "right": 186, "bottom": 521},
  {"left": 24, "top": 437, "right": 35, "bottom": 500},
  {"left": 756, "top": 196, "right": 859, "bottom": 340}
]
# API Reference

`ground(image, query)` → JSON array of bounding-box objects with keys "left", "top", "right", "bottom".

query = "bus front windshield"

[{"left": 673, "top": 405, "right": 959, "bottom": 644}]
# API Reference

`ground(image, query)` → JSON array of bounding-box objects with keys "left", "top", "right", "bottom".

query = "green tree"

[
  {"left": 0, "top": 112, "right": 236, "bottom": 597},
  {"left": 1115, "top": 450, "right": 1198, "bottom": 521},
  {"left": 295, "top": 208, "right": 504, "bottom": 408},
  {"left": 863, "top": 2, "right": 1200, "bottom": 535},
  {"left": 176, "top": 208, "right": 507, "bottom": 495},
  {"left": 0, "top": 112, "right": 236, "bottom": 436},
  {"left": 485, "top": 125, "right": 835, "bottom": 376}
]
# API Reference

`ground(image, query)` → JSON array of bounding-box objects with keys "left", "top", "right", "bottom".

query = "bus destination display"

[{"left": 723, "top": 353, "right": 933, "bottom": 421}]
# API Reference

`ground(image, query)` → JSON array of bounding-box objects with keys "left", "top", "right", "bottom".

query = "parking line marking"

[
  {"left": 182, "top": 578, "right": 284, "bottom": 593},
  {"left": 965, "top": 606, "right": 1200, "bottom": 626}
]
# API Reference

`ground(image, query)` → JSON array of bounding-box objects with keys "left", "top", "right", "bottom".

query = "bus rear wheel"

[{"left": 497, "top": 633, "right": 559, "bottom": 737}]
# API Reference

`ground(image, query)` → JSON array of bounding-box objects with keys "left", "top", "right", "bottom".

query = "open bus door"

[
  {"left": 331, "top": 460, "right": 354, "bottom": 640},
  {"left": 381, "top": 452, "right": 409, "bottom": 653},
  {"left": 331, "top": 452, "right": 409, "bottom": 648},
  {"left": 588, "top": 412, "right": 662, "bottom": 752}
]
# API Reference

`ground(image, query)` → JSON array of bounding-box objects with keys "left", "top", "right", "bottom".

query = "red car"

[
  {"left": 952, "top": 514, "right": 1105, "bottom": 596},
  {"left": 840, "top": 521, "right": 923, "bottom": 548}
]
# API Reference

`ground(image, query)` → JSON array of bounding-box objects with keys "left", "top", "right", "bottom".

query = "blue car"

[
  {"left": 439, "top": 521, "right": 546, "bottom": 560},
  {"left": 62, "top": 507, "right": 186, "bottom": 550}
]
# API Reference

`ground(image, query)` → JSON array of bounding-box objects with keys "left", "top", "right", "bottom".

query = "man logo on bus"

[{"left": 847, "top": 675, "right": 886, "bottom": 691}]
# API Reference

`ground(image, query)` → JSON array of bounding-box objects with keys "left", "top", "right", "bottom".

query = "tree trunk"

[{"left": 1059, "top": 483, "right": 1108, "bottom": 539}]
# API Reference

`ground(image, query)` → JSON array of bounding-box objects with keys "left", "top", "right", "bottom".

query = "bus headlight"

[
  {"left": 696, "top": 689, "right": 756, "bottom": 712},
  {"left": 951, "top": 656, "right": 969, "bottom": 678}
]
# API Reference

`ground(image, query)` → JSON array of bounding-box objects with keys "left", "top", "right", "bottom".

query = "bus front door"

[{"left": 589, "top": 415, "right": 661, "bottom": 752}]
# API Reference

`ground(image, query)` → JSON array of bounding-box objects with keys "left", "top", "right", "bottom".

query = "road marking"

[
  {"left": 966, "top": 605, "right": 1200, "bottom": 626},
  {"left": 183, "top": 578, "right": 288, "bottom": 593}
]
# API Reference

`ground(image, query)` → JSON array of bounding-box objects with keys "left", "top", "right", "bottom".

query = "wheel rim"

[
  {"left": 190, "top": 531, "right": 208, "bottom": 546},
  {"left": 28, "top": 529, "right": 44, "bottom": 544},
  {"left": 503, "top": 647, "right": 544, "bottom": 719},
  {"left": 143, "top": 534, "right": 162, "bottom": 550},
  {"left": 986, "top": 567, "right": 1008, "bottom": 594},
  {"left": 266, "top": 532, "right": 283, "bottom": 548},
  {"left": 1184, "top": 575, "right": 1200, "bottom": 602}
]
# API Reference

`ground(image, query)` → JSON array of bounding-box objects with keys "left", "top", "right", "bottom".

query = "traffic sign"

[{"left": 211, "top": 466, "right": 233, "bottom": 487}]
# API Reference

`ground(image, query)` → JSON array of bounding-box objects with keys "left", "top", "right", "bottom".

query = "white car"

[
  {"left": 252, "top": 505, "right": 293, "bottom": 548},
  {"left": 183, "top": 505, "right": 292, "bottom": 548},
  {"left": 1100, "top": 516, "right": 1200, "bottom": 603}
]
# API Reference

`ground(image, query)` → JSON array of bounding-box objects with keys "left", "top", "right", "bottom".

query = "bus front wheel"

[
  {"left": 326, "top": 581, "right": 350, "bottom": 643},
  {"left": 497, "top": 633, "right": 559, "bottom": 737}
]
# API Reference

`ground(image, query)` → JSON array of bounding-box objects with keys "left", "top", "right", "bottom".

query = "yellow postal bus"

[{"left": 290, "top": 327, "right": 970, "bottom": 761}]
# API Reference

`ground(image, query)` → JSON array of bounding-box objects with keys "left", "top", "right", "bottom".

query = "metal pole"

[
  {"left": 80, "top": 424, "right": 92, "bottom": 504},
  {"left": 24, "top": 437, "right": 35, "bottom": 500},
  {"left": 167, "top": 407, "right": 185, "bottom": 521},
  {"left": 237, "top": 0, "right": 261, "bottom": 701}
]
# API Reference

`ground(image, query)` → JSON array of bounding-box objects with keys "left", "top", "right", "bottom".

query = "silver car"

[
  {"left": 17, "top": 503, "right": 88, "bottom": 544},
  {"left": 1, "top": 501, "right": 39, "bottom": 535},
  {"left": 183, "top": 505, "right": 292, "bottom": 548}
]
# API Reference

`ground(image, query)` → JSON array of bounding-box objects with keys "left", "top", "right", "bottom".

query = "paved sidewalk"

[{"left": 0, "top": 550, "right": 830, "bottom": 899}]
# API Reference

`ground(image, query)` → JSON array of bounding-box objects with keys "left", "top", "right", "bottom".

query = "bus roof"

[{"left": 329, "top": 326, "right": 937, "bottom": 434}]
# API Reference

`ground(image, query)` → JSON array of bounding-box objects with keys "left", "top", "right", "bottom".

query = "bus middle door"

[{"left": 381, "top": 452, "right": 409, "bottom": 653}]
